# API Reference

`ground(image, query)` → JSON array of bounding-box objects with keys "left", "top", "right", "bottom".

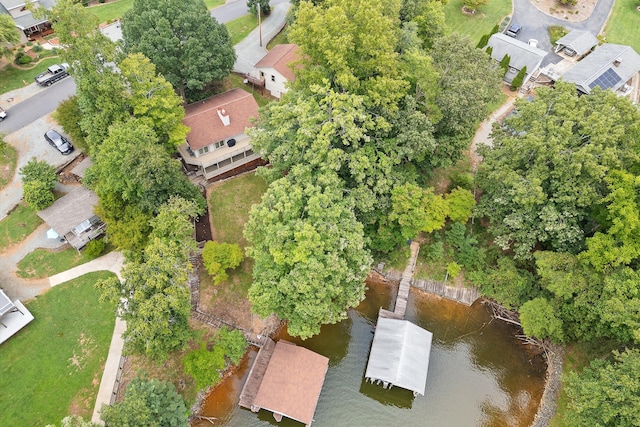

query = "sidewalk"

[{"left": 49, "top": 250, "right": 124, "bottom": 286}]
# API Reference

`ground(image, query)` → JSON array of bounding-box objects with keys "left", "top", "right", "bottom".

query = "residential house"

[
  {"left": 487, "top": 33, "right": 548, "bottom": 86},
  {"left": 177, "top": 88, "right": 261, "bottom": 181},
  {"left": 554, "top": 30, "right": 598, "bottom": 58},
  {"left": 561, "top": 43, "right": 640, "bottom": 96},
  {"left": 37, "top": 186, "right": 105, "bottom": 250},
  {"left": 254, "top": 44, "right": 300, "bottom": 99},
  {"left": 0, "top": 0, "right": 55, "bottom": 40}
]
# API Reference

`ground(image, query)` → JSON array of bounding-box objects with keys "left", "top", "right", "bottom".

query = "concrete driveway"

[{"left": 510, "top": 0, "right": 614, "bottom": 54}]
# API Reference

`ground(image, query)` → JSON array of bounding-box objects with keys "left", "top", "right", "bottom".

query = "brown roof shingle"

[
  {"left": 183, "top": 88, "right": 259, "bottom": 150},
  {"left": 252, "top": 340, "right": 328, "bottom": 426},
  {"left": 255, "top": 44, "right": 300, "bottom": 82}
]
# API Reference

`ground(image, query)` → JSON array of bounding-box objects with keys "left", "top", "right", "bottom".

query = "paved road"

[
  {"left": 0, "top": 77, "right": 76, "bottom": 135},
  {"left": 511, "top": 0, "right": 615, "bottom": 53},
  {"left": 212, "top": 0, "right": 289, "bottom": 23}
]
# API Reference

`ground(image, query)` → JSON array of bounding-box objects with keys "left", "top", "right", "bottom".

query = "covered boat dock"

[{"left": 239, "top": 339, "right": 329, "bottom": 426}]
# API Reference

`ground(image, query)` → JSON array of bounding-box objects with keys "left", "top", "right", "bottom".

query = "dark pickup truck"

[{"left": 35, "top": 63, "right": 70, "bottom": 86}]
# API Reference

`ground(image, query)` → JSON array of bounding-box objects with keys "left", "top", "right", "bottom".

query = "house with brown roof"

[
  {"left": 254, "top": 44, "right": 300, "bottom": 99},
  {"left": 177, "top": 88, "right": 261, "bottom": 181}
]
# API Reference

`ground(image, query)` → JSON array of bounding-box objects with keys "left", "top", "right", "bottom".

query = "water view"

[{"left": 195, "top": 279, "right": 546, "bottom": 427}]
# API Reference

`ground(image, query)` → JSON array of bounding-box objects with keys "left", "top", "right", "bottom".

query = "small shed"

[
  {"left": 254, "top": 44, "right": 300, "bottom": 99},
  {"left": 240, "top": 339, "right": 329, "bottom": 426},
  {"left": 554, "top": 30, "right": 598, "bottom": 58},
  {"left": 37, "top": 187, "right": 105, "bottom": 250},
  {"left": 365, "top": 317, "right": 433, "bottom": 396}
]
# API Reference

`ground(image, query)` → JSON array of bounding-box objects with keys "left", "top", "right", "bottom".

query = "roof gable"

[
  {"left": 183, "top": 88, "right": 259, "bottom": 150},
  {"left": 365, "top": 317, "right": 433, "bottom": 396},
  {"left": 555, "top": 30, "right": 598, "bottom": 56},
  {"left": 488, "top": 33, "right": 547, "bottom": 74},
  {"left": 255, "top": 44, "right": 300, "bottom": 82},
  {"left": 252, "top": 340, "right": 329, "bottom": 426}
]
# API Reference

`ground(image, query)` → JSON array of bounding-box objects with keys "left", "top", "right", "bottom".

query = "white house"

[
  {"left": 177, "top": 88, "right": 261, "bottom": 181},
  {"left": 254, "top": 44, "right": 300, "bottom": 99}
]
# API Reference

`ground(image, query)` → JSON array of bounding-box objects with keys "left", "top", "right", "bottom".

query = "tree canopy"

[
  {"left": 122, "top": 0, "right": 235, "bottom": 99},
  {"left": 100, "top": 377, "right": 188, "bottom": 427},
  {"left": 244, "top": 167, "right": 372, "bottom": 339},
  {"left": 476, "top": 82, "right": 640, "bottom": 259},
  {"left": 0, "top": 14, "right": 21, "bottom": 59}
]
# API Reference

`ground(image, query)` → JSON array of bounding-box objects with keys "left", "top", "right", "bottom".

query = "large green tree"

[
  {"left": 476, "top": 82, "right": 640, "bottom": 259},
  {"left": 100, "top": 378, "right": 188, "bottom": 427},
  {"left": 122, "top": 0, "right": 235, "bottom": 99},
  {"left": 98, "top": 237, "right": 192, "bottom": 359},
  {"left": 564, "top": 349, "right": 640, "bottom": 427},
  {"left": 244, "top": 167, "right": 372, "bottom": 339}
]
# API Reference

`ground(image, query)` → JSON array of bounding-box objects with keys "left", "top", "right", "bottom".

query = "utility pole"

[{"left": 258, "top": 3, "right": 263, "bottom": 47}]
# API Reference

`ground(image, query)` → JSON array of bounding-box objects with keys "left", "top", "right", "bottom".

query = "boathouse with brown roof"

[{"left": 239, "top": 339, "right": 329, "bottom": 426}]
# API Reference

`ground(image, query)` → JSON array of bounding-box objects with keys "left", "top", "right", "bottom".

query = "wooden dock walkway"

[
  {"left": 239, "top": 338, "right": 276, "bottom": 411},
  {"left": 390, "top": 241, "right": 420, "bottom": 318},
  {"left": 411, "top": 278, "right": 481, "bottom": 306}
]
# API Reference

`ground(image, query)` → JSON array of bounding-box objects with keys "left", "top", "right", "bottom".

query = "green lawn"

[
  {"left": 444, "top": 0, "right": 511, "bottom": 44},
  {"left": 0, "top": 203, "right": 43, "bottom": 250},
  {"left": 225, "top": 14, "right": 259, "bottom": 45},
  {"left": 89, "top": 0, "right": 225, "bottom": 24},
  {"left": 17, "top": 247, "right": 95, "bottom": 279},
  {"left": 0, "top": 143, "right": 17, "bottom": 191},
  {"left": 603, "top": 0, "right": 640, "bottom": 52},
  {"left": 267, "top": 26, "right": 289, "bottom": 50},
  {"left": 0, "top": 57, "right": 61, "bottom": 94},
  {"left": 209, "top": 172, "right": 268, "bottom": 246},
  {"left": 0, "top": 271, "right": 117, "bottom": 426}
]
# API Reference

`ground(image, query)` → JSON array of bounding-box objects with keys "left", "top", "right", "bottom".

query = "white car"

[{"left": 528, "top": 39, "right": 539, "bottom": 48}]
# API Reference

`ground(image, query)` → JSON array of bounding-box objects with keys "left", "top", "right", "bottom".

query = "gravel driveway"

[{"left": 1, "top": 113, "right": 81, "bottom": 220}]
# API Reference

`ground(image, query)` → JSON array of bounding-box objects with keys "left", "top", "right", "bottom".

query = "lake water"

[{"left": 195, "top": 279, "right": 546, "bottom": 427}]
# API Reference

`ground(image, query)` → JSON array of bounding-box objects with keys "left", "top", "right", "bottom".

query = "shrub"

[
  {"left": 423, "top": 239, "right": 444, "bottom": 262},
  {"left": 510, "top": 66, "right": 527, "bottom": 90},
  {"left": 449, "top": 171, "right": 474, "bottom": 190},
  {"left": 31, "top": 44, "right": 44, "bottom": 53},
  {"left": 476, "top": 34, "right": 489, "bottom": 49},
  {"left": 446, "top": 262, "right": 462, "bottom": 279},
  {"left": 548, "top": 25, "right": 568, "bottom": 44},
  {"left": 183, "top": 328, "right": 247, "bottom": 389},
  {"left": 14, "top": 52, "right": 33, "bottom": 65},
  {"left": 84, "top": 239, "right": 106, "bottom": 259},
  {"left": 23, "top": 180, "right": 54, "bottom": 210},
  {"left": 202, "top": 241, "right": 244, "bottom": 285},
  {"left": 499, "top": 54, "right": 510, "bottom": 76},
  {"left": 20, "top": 158, "right": 57, "bottom": 190}
]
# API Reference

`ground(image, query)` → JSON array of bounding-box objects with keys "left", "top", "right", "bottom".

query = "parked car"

[
  {"left": 0, "top": 106, "right": 6, "bottom": 121},
  {"left": 35, "top": 63, "right": 70, "bottom": 87},
  {"left": 506, "top": 23, "right": 522, "bottom": 37},
  {"left": 564, "top": 47, "right": 577, "bottom": 57},
  {"left": 44, "top": 129, "right": 74, "bottom": 155},
  {"left": 528, "top": 39, "right": 539, "bottom": 48}
]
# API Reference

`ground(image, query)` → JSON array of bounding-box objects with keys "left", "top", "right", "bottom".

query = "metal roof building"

[{"left": 365, "top": 317, "right": 433, "bottom": 396}]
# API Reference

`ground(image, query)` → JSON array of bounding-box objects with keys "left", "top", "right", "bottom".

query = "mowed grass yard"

[
  {"left": 226, "top": 14, "right": 259, "bottom": 45},
  {"left": 603, "top": 0, "right": 640, "bottom": 52},
  {"left": 444, "top": 0, "right": 511, "bottom": 44},
  {"left": 0, "top": 143, "right": 17, "bottom": 191},
  {"left": 0, "top": 202, "right": 43, "bottom": 250},
  {"left": 202, "top": 173, "right": 268, "bottom": 307},
  {"left": 0, "top": 272, "right": 117, "bottom": 426},
  {"left": 17, "top": 247, "right": 95, "bottom": 279}
]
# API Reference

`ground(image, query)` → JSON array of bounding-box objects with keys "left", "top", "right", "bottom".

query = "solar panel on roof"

[{"left": 589, "top": 68, "right": 622, "bottom": 90}]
